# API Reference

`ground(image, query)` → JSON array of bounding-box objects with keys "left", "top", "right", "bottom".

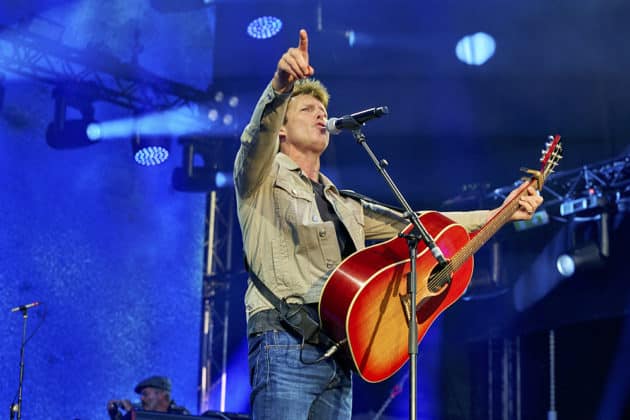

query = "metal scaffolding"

[
  {"left": 0, "top": 21, "right": 208, "bottom": 110},
  {"left": 198, "top": 189, "right": 236, "bottom": 414}
]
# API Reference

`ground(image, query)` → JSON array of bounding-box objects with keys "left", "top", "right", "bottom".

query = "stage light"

[
  {"left": 557, "top": 209, "right": 611, "bottom": 278},
  {"left": 46, "top": 119, "right": 99, "bottom": 149},
  {"left": 208, "top": 108, "right": 219, "bottom": 122},
  {"left": 86, "top": 123, "right": 102, "bottom": 140},
  {"left": 204, "top": 90, "right": 241, "bottom": 131},
  {"left": 456, "top": 32, "right": 496, "bottom": 66},
  {"left": 214, "top": 171, "right": 233, "bottom": 188},
  {"left": 556, "top": 242, "right": 604, "bottom": 278},
  {"left": 46, "top": 86, "right": 99, "bottom": 149},
  {"left": 131, "top": 132, "right": 171, "bottom": 166},
  {"left": 172, "top": 135, "right": 236, "bottom": 191},
  {"left": 247, "top": 16, "right": 282, "bottom": 39}
]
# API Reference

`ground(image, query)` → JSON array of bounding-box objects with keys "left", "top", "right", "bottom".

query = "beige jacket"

[{"left": 234, "top": 82, "right": 490, "bottom": 319}]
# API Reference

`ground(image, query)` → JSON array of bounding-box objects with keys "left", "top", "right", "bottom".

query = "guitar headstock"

[{"left": 522, "top": 134, "right": 563, "bottom": 191}]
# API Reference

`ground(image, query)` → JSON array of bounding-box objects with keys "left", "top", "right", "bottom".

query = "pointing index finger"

[{"left": 298, "top": 29, "right": 308, "bottom": 54}]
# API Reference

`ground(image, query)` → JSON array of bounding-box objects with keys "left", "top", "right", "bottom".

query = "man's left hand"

[{"left": 507, "top": 184, "right": 543, "bottom": 221}]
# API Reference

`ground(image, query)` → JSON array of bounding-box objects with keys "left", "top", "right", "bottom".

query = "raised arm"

[{"left": 234, "top": 29, "right": 315, "bottom": 198}]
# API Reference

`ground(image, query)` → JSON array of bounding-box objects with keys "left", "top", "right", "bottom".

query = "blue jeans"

[{"left": 248, "top": 330, "right": 352, "bottom": 420}]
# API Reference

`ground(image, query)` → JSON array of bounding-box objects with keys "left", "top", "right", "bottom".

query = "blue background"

[{"left": 0, "top": 82, "right": 206, "bottom": 419}]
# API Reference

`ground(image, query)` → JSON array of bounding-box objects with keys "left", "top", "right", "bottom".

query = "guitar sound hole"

[{"left": 427, "top": 263, "right": 451, "bottom": 294}]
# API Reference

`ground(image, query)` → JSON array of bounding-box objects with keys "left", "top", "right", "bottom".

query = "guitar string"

[{"left": 427, "top": 192, "right": 522, "bottom": 292}]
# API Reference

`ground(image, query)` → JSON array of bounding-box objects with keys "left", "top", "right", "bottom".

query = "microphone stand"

[
  {"left": 9, "top": 308, "right": 30, "bottom": 420},
  {"left": 351, "top": 126, "right": 446, "bottom": 420}
]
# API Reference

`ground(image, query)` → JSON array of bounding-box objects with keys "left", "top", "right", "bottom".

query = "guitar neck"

[
  {"left": 450, "top": 179, "right": 534, "bottom": 272},
  {"left": 429, "top": 135, "right": 560, "bottom": 292}
]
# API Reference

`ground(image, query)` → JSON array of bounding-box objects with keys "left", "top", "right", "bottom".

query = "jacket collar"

[{"left": 276, "top": 153, "right": 340, "bottom": 194}]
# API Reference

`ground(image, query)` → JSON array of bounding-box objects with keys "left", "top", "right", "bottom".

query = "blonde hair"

[{"left": 290, "top": 78, "right": 330, "bottom": 108}]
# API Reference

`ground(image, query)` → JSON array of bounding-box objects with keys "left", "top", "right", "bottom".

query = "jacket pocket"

[{"left": 269, "top": 236, "right": 290, "bottom": 289}]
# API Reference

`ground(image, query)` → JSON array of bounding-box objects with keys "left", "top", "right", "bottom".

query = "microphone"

[
  {"left": 326, "top": 106, "right": 389, "bottom": 134},
  {"left": 10, "top": 301, "right": 40, "bottom": 313}
]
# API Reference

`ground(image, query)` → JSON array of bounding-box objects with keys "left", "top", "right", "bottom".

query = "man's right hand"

[{"left": 272, "top": 29, "right": 314, "bottom": 94}]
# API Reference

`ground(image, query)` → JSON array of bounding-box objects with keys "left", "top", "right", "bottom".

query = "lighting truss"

[
  {"left": 0, "top": 23, "right": 208, "bottom": 111},
  {"left": 490, "top": 154, "right": 630, "bottom": 220},
  {"left": 544, "top": 155, "right": 630, "bottom": 217},
  {"left": 199, "top": 189, "right": 236, "bottom": 414}
]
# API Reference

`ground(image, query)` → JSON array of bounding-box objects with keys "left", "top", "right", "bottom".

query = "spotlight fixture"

[
  {"left": 172, "top": 135, "right": 236, "bottom": 191},
  {"left": 247, "top": 16, "right": 283, "bottom": 39},
  {"left": 204, "top": 90, "right": 241, "bottom": 132},
  {"left": 131, "top": 132, "right": 171, "bottom": 166},
  {"left": 556, "top": 211, "right": 611, "bottom": 278},
  {"left": 45, "top": 87, "right": 98, "bottom": 149},
  {"left": 46, "top": 120, "right": 98, "bottom": 149},
  {"left": 556, "top": 242, "right": 604, "bottom": 278}
]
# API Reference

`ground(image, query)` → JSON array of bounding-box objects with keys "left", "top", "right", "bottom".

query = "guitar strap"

[{"left": 244, "top": 256, "right": 343, "bottom": 357}]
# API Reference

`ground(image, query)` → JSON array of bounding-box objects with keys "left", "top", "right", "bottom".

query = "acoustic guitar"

[{"left": 319, "top": 135, "right": 562, "bottom": 383}]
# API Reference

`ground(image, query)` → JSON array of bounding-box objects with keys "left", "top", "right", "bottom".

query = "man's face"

[
  {"left": 140, "top": 387, "right": 169, "bottom": 412},
  {"left": 280, "top": 94, "right": 329, "bottom": 155}
]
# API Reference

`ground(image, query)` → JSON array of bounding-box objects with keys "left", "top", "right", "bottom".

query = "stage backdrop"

[{"left": 0, "top": 81, "right": 207, "bottom": 419}]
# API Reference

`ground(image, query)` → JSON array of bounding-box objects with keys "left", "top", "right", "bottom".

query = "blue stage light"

[
  {"left": 214, "top": 171, "right": 233, "bottom": 188},
  {"left": 247, "top": 16, "right": 282, "bottom": 39},
  {"left": 455, "top": 32, "right": 496, "bottom": 66},
  {"left": 133, "top": 145, "right": 169, "bottom": 166},
  {"left": 46, "top": 86, "right": 99, "bottom": 149},
  {"left": 172, "top": 136, "right": 237, "bottom": 191},
  {"left": 46, "top": 119, "right": 99, "bottom": 149},
  {"left": 86, "top": 122, "right": 102, "bottom": 140},
  {"left": 132, "top": 133, "right": 171, "bottom": 166}
]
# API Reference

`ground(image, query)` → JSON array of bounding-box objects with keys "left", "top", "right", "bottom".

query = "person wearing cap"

[{"left": 106, "top": 375, "right": 190, "bottom": 419}]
